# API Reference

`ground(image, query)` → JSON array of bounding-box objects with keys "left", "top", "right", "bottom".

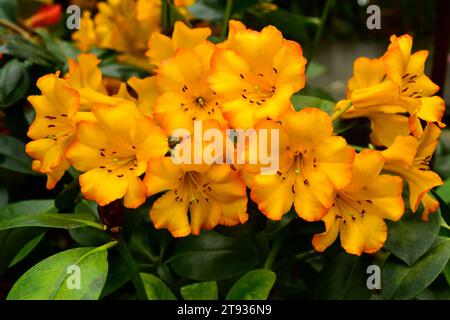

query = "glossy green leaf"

[
  {"left": 7, "top": 245, "right": 111, "bottom": 299},
  {"left": 168, "top": 231, "right": 269, "bottom": 281},
  {"left": 0, "top": 59, "right": 30, "bottom": 108},
  {"left": 382, "top": 237, "right": 450, "bottom": 300},
  {"left": 140, "top": 273, "right": 176, "bottom": 300},
  {"left": 181, "top": 281, "right": 218, "bottom": 300},
  {"left": 0, "top": 0, "right": 17, "bottom": 22},
  {"left": 291, "top": 94, "right": 334, "bottom": 114},
  {"left": 0, "top": 199, "right": 103, "bottom": 231},
  {"left": 0, "top": 134, "right": 36, "bottom": 175},
  {"left": 8, "top": 232, "right": 45, "bottom": 267},
  {"left": 313, "top": 251, "right": 371, "bottom": 299},
  {"left": 0, "top": 227, "right": 44, "bottom": 275},
  {"left": 384, "top": 209, "right": 441, "bottom": 266},
  {"left": 226, "top": 269, "right": 276, "bottom": 300}
]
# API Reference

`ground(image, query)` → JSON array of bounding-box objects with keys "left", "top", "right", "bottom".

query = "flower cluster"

[
  {"left": 72, "top": 0, "right": 195, "bottom": 70},
  {"left": 26, "top": 20, "right": 445, "bottom": 256}
]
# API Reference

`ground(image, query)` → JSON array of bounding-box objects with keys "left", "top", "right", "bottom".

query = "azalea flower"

[
  {"left": 72, "top": 0, "right": 161, "bottom": 70},
  {"left": 65, "top": 101, "right": 168, "bottom": 208},
  {"left": 336, "top": 35, "right": 445, "bottom": 145},
  {"left": 146, "top": 21, "right": 211, "bottom": 67},
  {"left": 25, "top": 73, "right": 93, "bottom": 189},
  {"left": 245, "top": 108, "right": 354, "bottom": 221},
  {"left": 382, "top": 123, "right": 443, "bottom": 220},
  {"left": 153, "top": 41, "right": 227, "bottom": 134},
  {"left": 209, "top": 25, "right": 307, "bottom": 129},
  {"left": 312, "top": 150, "right": 404, "bottom": 255},
  {"left": 65, "top": 54, "right": 123, "bottom": 110},
  {"left": 144, "top": 119, "right": 248, "bottom": 236}
]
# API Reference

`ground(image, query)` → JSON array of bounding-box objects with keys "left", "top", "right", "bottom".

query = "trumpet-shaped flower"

[
  {"left": 209, "top": 25, "right": 306, "bottom": 129},
  {"left": 382, "top": 123, "right": 443, "bottom": 220},
  {"left": 144, "top": 120, "right": 248, "bottom": 236},
  {"left": 153, "top": 41, "right": 227, "bottom": 134},
  {"left": 312, "top": 150, "right": 404, "bottom": 255},
  {"left": 65, "top": 54, "right": 123, "bottom": 110},
  {"left": 336, "top": 35, "right": 445, "bottom": 144},
  {"left": 72, "top": 0, "right": 160, "bottom": 70},
  {"left": 246, "top": 108, "right": 354, "bottom": 221},
  {"left": 65, "top": 101, "right": 168, "bottom": 208},
  {"left": 146, "top": 21, "right": 211, "bottom": 67},
  {"left": 26, "top": 73, "right": 92, "bottom": 189}
]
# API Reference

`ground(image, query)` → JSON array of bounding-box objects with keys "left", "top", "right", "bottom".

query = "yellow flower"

[
  {"left": 65, "top": 53, "right": 122, "bottom": 110},
  {"left": 312, "top": 150, "right": 404, "bottom": 255},
  {"left": 72, "top": 0, "right": 160, "bottom": 70},
  {"left": 72, "top": 11, "right": 97, "bottom": 52},
  {"left": 143, "top": 119, "right": 248, "bottom": 236},
  {"left": 65, "top": 100, "right": 168, "bottom": 208},
  {"left": 25, "top": 73, "right": 93, "bottom": 189},
  {"left": 382, "top": 123, "right": 443, "bottom": 220},
  {"left": 146, "top": 21, "right": 211, "bottom": 67},
  {"left": 153, "top": 41, "right": 227, "bottom": 134},
  {"left": 127, "top": 76, "right": 159, "bottom": 117},
  {"left": 336, "top": 35, "right": 445, "bottom": 145},
  {"left": 246, "top": 108, "right": 354, "bottom": 221},
  {"left": 209, "top": 25, "right": 307, "bottom": 129}
]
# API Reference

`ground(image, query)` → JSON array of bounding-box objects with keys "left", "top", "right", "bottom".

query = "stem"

[
  {"left": 117, "top": 234, "right": 148, "bottom": 300},
  {"left": 306, "top": 0, "right": 333, "bottom": 71},
  {"left": 331, "top": 100, "right": 352, "bottom": 122},
  {"left": 292, "top": 250, "right": 317, "bottom": 261},
  {"left": 263, "top": 234, "right": 287, "bottom": 270},
  {"left": 162, "top": 0, "right": 170, "bottom": 35},
  {"left": 0, "top": 18, "right": 32, "bottom": 40},
  {"left": 220, "top": 0, "right": 233, "bottom": 39}
]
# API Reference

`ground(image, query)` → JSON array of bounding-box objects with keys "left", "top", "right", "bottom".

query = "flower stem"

[
  {"left": 263, "top": 234, "right": 287, "bottom": 270},
  {"left": 331, "top": 100, "right": 352, "bottom": 122},
  {"left": 162, "top": 0, "right": 170, "bottom": 35},
  {"left": 220, "top": 0, "right": 233, "bottom": 39},
  {"left": 306, "top": 0, "right": 333, "bottom": 71},
  {"left": 292, "top": 249, "right": 317, "bottom": 261},
  {"left": 117, "top": 234, "right": 148, "bottom": 300},
  {"left": 0, "top": 18, "right": 32, "bottom": 40}
]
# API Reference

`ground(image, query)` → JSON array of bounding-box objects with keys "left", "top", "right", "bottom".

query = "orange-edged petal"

[{"left": 150, "top": 190, "right": 191, "bottom": 237}]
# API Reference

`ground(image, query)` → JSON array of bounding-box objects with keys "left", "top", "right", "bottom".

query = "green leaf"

[
  {"left": 444, "top": 260, "right": 450, "bottom": 287},
  {"left": 0, "top": 179, "right": 8, "bottom": 206},
  {"left": 226, "top": 269, "right": 276, "bottom": 300},
  {"left": 140, "top": 273, "right": 176, "bottom": 300},
  {"left": 0, "top": 199, "right": 104, "bottom": 231},
  {"left": 0, "top": 59, "right": 30, "bottom": 108},
  {"left": 313, "top": 251, "right": 372, "bottom": 299},
  {"left": 436, "top": 178, "right": 450, "bottom": 205},
  {"left": 384, "top": 209, "right": 441, "bottom": 266},
  {"left": 168, "top": 231, "right": 269, "bottom": 281},
  {"left": 181, "top": 281, "right": 218, "bottom": 300},
  {"left": 0, "top": 134, "right": 36, "bottom": 175},
  {"left": 7, "top": 245, "right": 112, "bottom": 299},
  {"left": 0, "top": 0, "right": 17, "bottom": 22},
  {"left": 305, "top": 61, "right": 326, "bottom": 79},
  {"left": 382, "top": 237, "right": 450, "bottom": 300},
  {"left": 291, "top": 94, "right": 334, "bottom": 114},
  {"left": 100, "top": 256, "right": 130, "bottom": 298},
  {"left": 0, "top": 227, "right": 44, "bottom": 275},
  {"left": 0, "top": 35, "right": 59, "bottom": 68},
  {"left": 99, "top": 58, "right": 149, "bottom": 80},
  {"left": 8, "top": 232, "right": 45, "bottom": 267}
]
